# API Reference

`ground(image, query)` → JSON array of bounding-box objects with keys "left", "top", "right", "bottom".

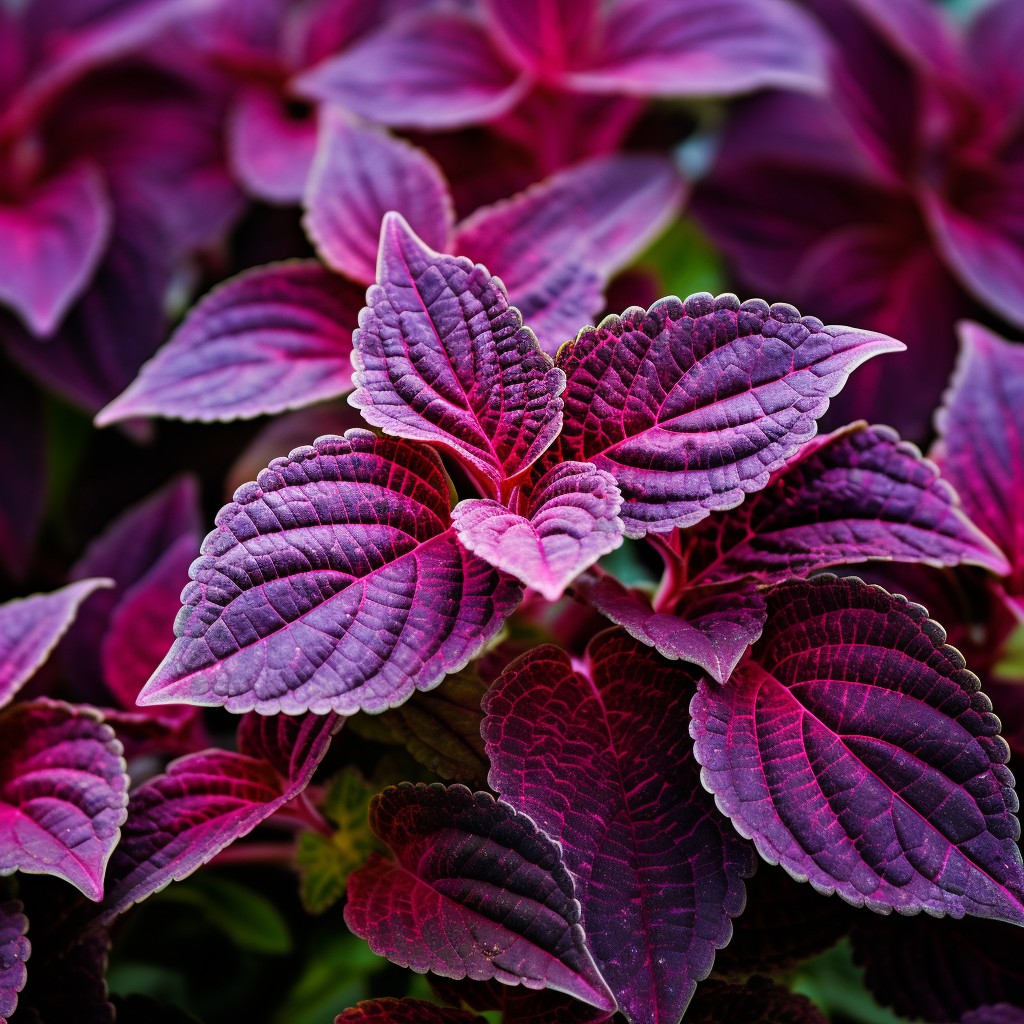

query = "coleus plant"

[{"left": 108, "top": 215, "right": 1024, "bottom": 1022}]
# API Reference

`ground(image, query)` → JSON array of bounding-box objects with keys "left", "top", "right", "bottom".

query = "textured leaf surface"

[
  {"left": 0, "top": 901, "right": 28, "bottom": 1021},
  {"left": 335, "top": 998, "right": 485, "bottom": 1023},
  {"left": 554, "top": 292, "right": 903, "bottom": 537},
  {"left": 691, "top": 576, "right": 1024, "bottom": 923},
  {"left": 0, "top": 580, "right": 111, "bottom": 709},
  {"left": 96, "top": 261, "right": 363, "bottom": 424},
  {"left": 351, "top": 214, "right": 564, "bottom": 487},
  {"left": 573, "top": 569, "right": 765, "bottom": 684},
  {"left": 453, "top": 462, "right": 623, "bottom": 601},
  {"left": 483, "top": 631, "right": 755, "bottom": 1024},
  {"left": 933, "top": 322, "right": 1024, "bottom": 607},
  {"left": 137, "top": 431, "right": 522, "bottom": 715},
  {"left": 304, "top": 112, "right": 454, "bottom": 285},
  {"left": 674, "top": 422, "right": 1010, "bottom": 586},
  {"left": 685, "top": 977, "right": 828, "bottom": 1024},
  {"left": 99, "top": 712, "right": 341, "bottom": 922},
  {"left": 345, "top": 783, "right": 615, "bottom": 1011},
  {"left": 0, "top": 700, "right": 127, "bottom": 900},
  {"left": 453, "top": 154, "right": 685, "bottom": 354}
]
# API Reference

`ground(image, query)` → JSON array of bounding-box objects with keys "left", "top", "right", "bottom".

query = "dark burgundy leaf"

[
  {"left": 95, "top": 261, "right": 363, "bottom": 424},
  {"left": 345, "top": 783, "right": 615, "bottom": 1011},
  {"left": 0, "top": 700, "right": 127, "bottom": 900},
  {"left": 553, "top": 292, "right": 903, "bottom": 537},
  {"left": 431, "top": 976, "right": 613, "bottom": 1024},
  {"left": 452, "top": 461, "right": 623, "bottom": 601},
  {"left": 98, "top": 712, "right": 341, "bottom": 922},
  {"left": 0, "top": 372, "right": 45, "bottom": 580},
  {"left": 684, "top": 976, "right": 828, "bottom": 1024},
  {"left": 137, "top": 431, "right": 522, "bottom": 715},
  {"left": 334, "top": 998, "right": 484, "bottom": 1023},
  {"left": 0, "top": 901, "right": 28, "bottom": 1022},
  {"left": 691, "top": 575, "right": 1024, "bottom": 923},
  {"left": 351, "top": 214, "right": 564, "bottom": 488},
  {"left": 483, "top": 631, "right": 755, "bottom": 1024}
]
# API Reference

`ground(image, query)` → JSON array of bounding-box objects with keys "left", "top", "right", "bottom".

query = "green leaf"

[{"left": 637, "top": 217, "right": 725, "bottom": 302}]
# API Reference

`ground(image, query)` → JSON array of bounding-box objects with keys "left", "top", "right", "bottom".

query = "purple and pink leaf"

[{"left": 0, "top": 901, "right": 28, "bottom": 1023}]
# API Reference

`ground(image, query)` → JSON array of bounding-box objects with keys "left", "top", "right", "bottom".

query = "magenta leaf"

[
  {"left": 553, "top": 293, "right": 904, "bottom": 537},
  {"left": 685, "top": 977, "right": 828, "bottom": 1024},
  {"left": 99, "top": 711, "right": 341, "bottom": 923},
  {"left": 675, "top": 422, "right": 1010, "bottom": 587},
  {"left": 483, "top": 631, "right": 755, "bottom": 1024},
  {"left": 933, "top": 322, "right": 1024, "bottom": 610},
  {"left": 691, "top": 575, "right": 1024, "bottom": 923},
  {"left": 0, "top": 580, "right": 111, "bottom": 709},
  {"left": 0, "top": 162, "right": 111, "bottom": 337},
  {"left": 95, "top": 261, "right": 363, "bottom": 425},
  {"left": 0, "top": 700, "right": 128, "bottom": 901},
  {"left": 566, "top": 0, "right": 827, "bottom": 97},
  {"left": 453, "top": 154, "right": 685, "bottom": 354},
  {"left": 572, "top": 570, "right": 765, "bottom": 684},
  {"left": 137, "top": 431, "right": 522, "bottom": 715},
  {"left": 334, "top": 998, "right": 484, "bottom": 1023},
  {"left": 452, "top": 462, "right": 623, "bottom": 601},
  {"left": 345, "top": 783, "right": 615, "bottom": 1012},
  {"left": 304, "top": 111, "right": 454, "bottom": 286},
  {"left": 351, "top": 214, "right": 564, "bottom": 487},
  {"left": 0, "top": 901, "right": 29, "bottom": 1022},
  {"left": 484, "top": 0, "right": 602, "bottom": 74},
  {"left": 295, "top": 10, "right": 529, "bottom": 129}
]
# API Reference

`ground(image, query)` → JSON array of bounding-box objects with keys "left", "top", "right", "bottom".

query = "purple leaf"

[
  {"left": 452, "top": 462, "right": 623, "bottom": 601},
  {"left": 553, "top": 292, "right": 904, "bottom": 537},
  {"left": 295, "top": 10, "right": 529, "bottom": 129},
  {"left": 675, "top": 422, "right": 1010, "bottom": 586},
  {"left": 0, "top": 699, "right": 128, "bottom": 901},
  {"left": 483, "top": 630, "right": 755, "bottom": 1024},
  {"left": 345, "top": 783, "right": 615, "bottom": 1012},
  {"left": 351, "top": 214, "right": 564, "bottom": 487},
  {"left": 95, "top": 261, "right": 363, "bottom": 425},
  {"left": 453, "top": 153, "right": 685, "bottom": 354},
  {"left": 98, "top": 711, "right": 341, "bottom": 923},
  {"left": 137, "top": 431, "right": 522, "bottom": 715},
  {"left": 334, "top": 998, "right": 485, "bottom": 1023},
  {"left": 684, "top": 977, "right": 828, "bottom": 1024},
  {"left": 304, "top": 111, "right": 454, "bottom": 285},
  {"left": 0, "top": 162, "right": 111, "bottom": 337},
  {"left": 227, "top": 84, "right": 319, "bottom": 205},
  {"left": 483, "top": 0, "right": 602, "bottom": 75},
  {"left": 572, "top": 570, "right": 765, "bottom": 684},
  {"left": 566, "top": 0, "right": 828, "bottom": 97},
  {"left": 0, "top": 901, "right": 28, "bottom": 1022},
  {"left": 964, "top": 1007, "right": 1024, "bottom": 1024},
  {"left": 690, "top": 575, "right": 1024, "bottom": 923},
  {"left": 933, "top": 322, "right": 1024, "bottom": 609},
  {"left": 0, "top": 580, "right": 111, "bottom": 709}
]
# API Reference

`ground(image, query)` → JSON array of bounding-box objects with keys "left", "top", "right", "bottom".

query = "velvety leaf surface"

[
  {"left": 98, "top": 712, "right": 341, "bottom": 922},
  {"left": 691, "top": 575, "right": 1024, "bottom": 923},
  {"left": 95, "top": 261, "right": 363, "bottom": 424},
  {"left": 0, "top": 162, "right": 111, "bottom": 337},
  {"left": 572, "top": 569, "right": 765, "bottom": 684},
  {"left": 675, "top": 422, "right": 1010, "bottom": 586},
  {"left": 0, "top": 580, "right": 111, "bottom": 709},
  {"left": 345, "top": 783, "right": 615, "bottom": 1011},
  {"left": 295, "top": 10, "right": 528, "bottom": 129},
  {"left": 304, "top": 112, "right": 454, "bottom": 286},
  {"left": 0, "top": 700, "right": 127, "bottom": 901},
  {"left": 452, "top": 154, "right": 685, "bottom": 354},
  {"left": 483, "top": 631, "right": 755, "bottom": 1024},
  {"left": 933, "top": 322, "right": 1024, "bottom": 607},
  {"left": 334, "top": 997, "right": 485, "bottom": 1023},
  {"left": 453, "top": 462, "right": 623, "bottom": 601},
  {"left": 351, "top": 214, "right": 564, "bottom": 487},
  {"left": 137, "top": 431, "right": 522, "bottom": 715},
  {"left": 553, "top": 292, "right": 903, "bottom": 537},
  {"left": 0, "top": 900, "right": 28, "bottom": 1022},
  {"left": 684, "top": 977, "right": 828, "bottom": 1024}
]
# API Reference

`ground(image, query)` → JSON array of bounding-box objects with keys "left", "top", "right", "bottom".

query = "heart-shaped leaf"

[
  {"left": 483, "top": 631, "right": 755, "bottom": 1024},
  {"left": 0, "top": 700, "right": 128, "bottom": 901},
  {"left": 137, "top": 431, "right": 522, "bottom": 715},
  {"left": 453, "top": 461, "right": 623, "bottom": 601},
  {"left": 691, "top": 575, "right": 1024, "bottom": 923},
  {"left": 0, "top": 901, "right": 29, "bottom": 1022},
  {"left": 350, "top": 214, "right": 564, "bottom": 488},
  {"left": 553, "top": 292, "right": 904, "bottom": 537},
  {"left": 345, "top": 783, "right": 615, "bottom": 1011}
]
